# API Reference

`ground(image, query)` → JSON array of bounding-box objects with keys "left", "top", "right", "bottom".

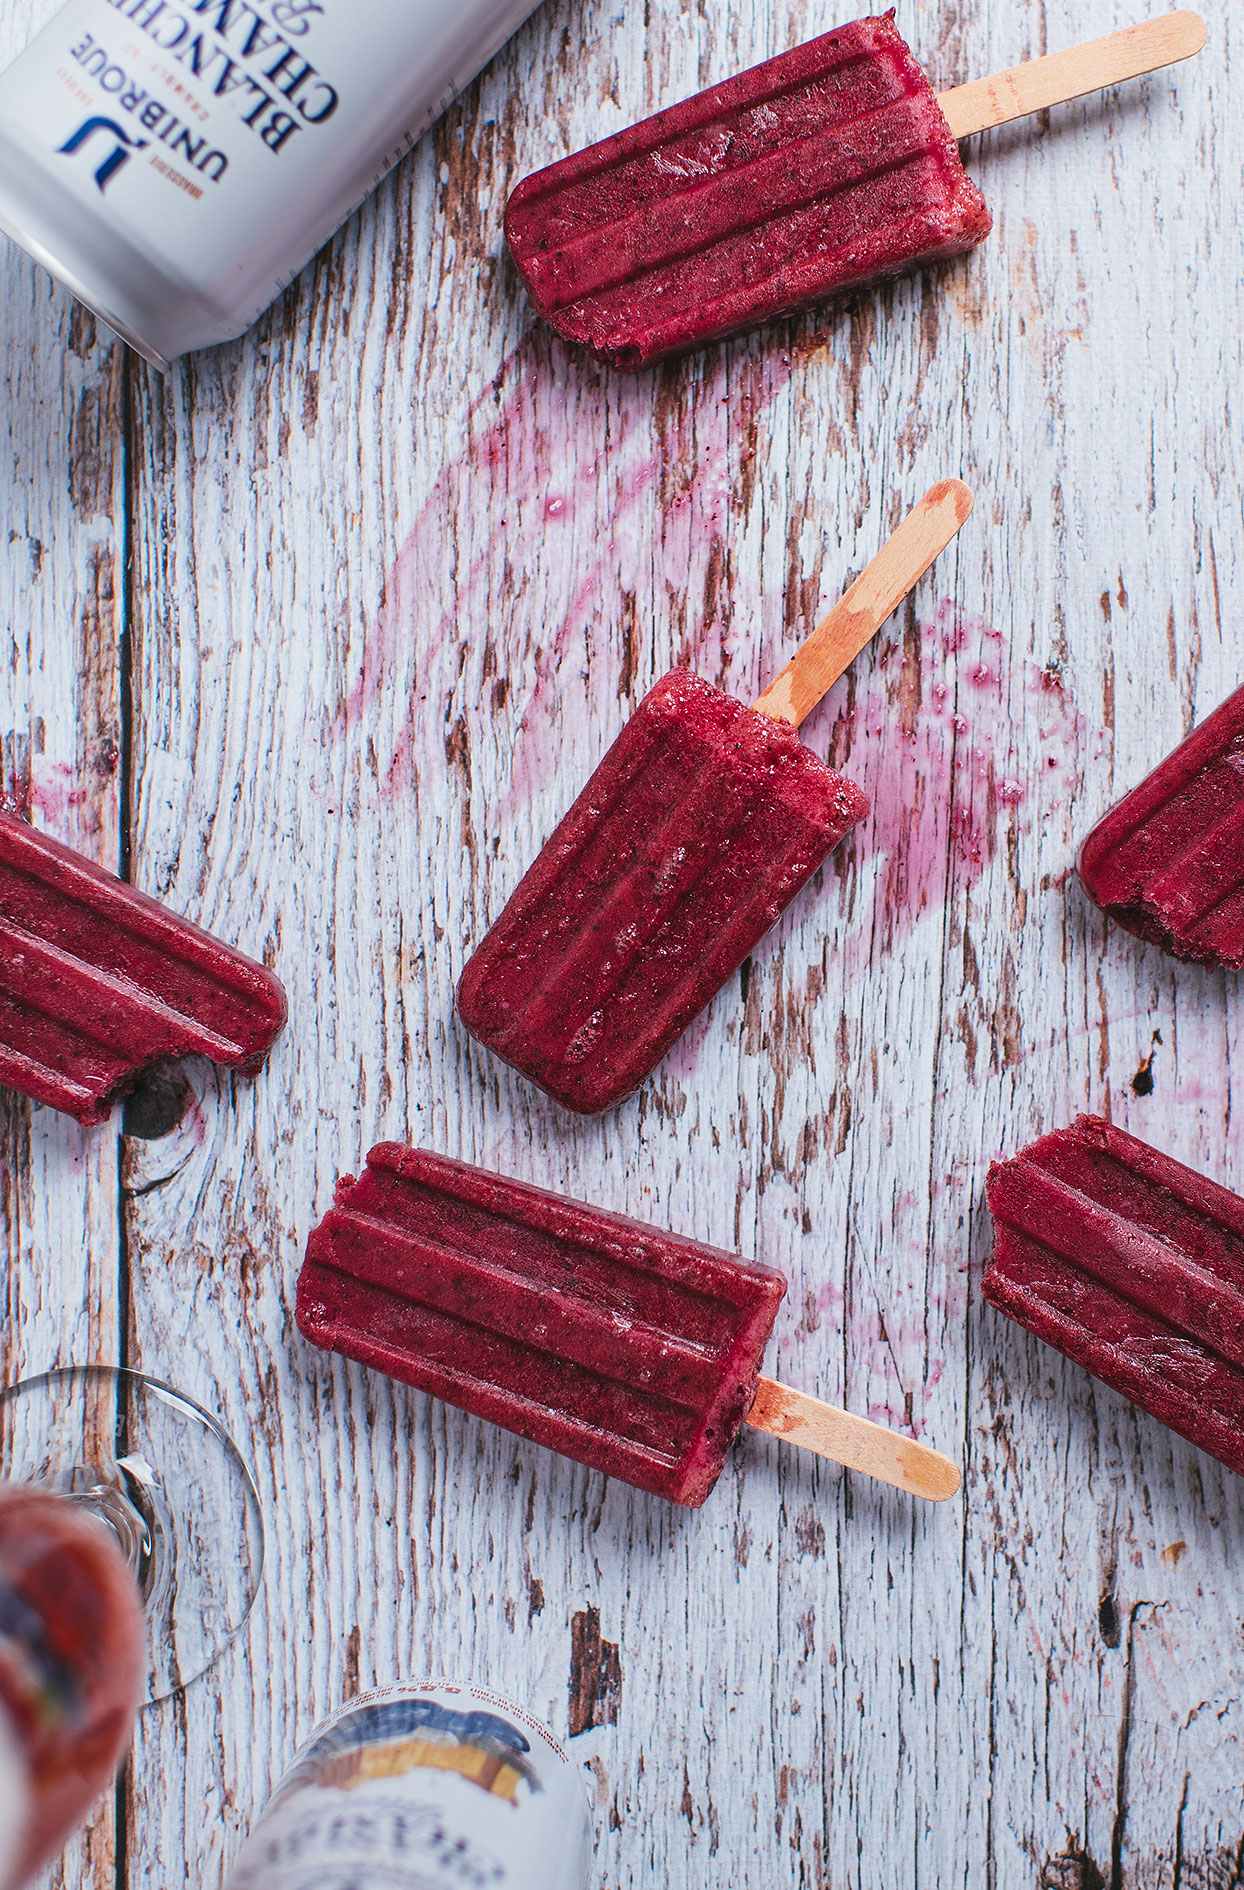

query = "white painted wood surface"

[{"left": 2, "top": 0, "right": 1242, "bottom": 1885}]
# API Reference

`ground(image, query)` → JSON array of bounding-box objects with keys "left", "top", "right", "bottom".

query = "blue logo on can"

[{"left": 57, "top": 116, "right": 148, "bottom": 192}]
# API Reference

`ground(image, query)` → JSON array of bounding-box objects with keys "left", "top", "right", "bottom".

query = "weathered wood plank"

[
  {"left": 3, "top": 0, "right": 1243, "bottom": 1884},
  {"left": 0, "top": 15, "right": 128, "bottom": 1890}
]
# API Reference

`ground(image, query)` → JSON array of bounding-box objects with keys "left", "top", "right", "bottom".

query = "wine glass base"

[{"left": 0, "top": 1366, "right": 264, "bottom": 1703}]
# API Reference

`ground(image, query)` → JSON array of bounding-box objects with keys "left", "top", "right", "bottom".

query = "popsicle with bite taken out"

[
  {"left": 0, "top": 812, "right": 286, "bottom": 1124},
  {"left": 1078, "top": 683, "right": 1244, "bottom": 969},
  {"left": 505, "top": 11, "right": 1206, "bottom": 370}
]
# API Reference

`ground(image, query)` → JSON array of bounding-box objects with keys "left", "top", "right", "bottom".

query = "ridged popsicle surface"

[
  {"left": 1078, "top": 684, "right": 1244, "bottom": 968},
  {"left": 296, "top": 1144, "right": 788, "bottom": 1507},
  {"left": 984, "top": 1114, "right": 1244, "bottom": 1477},
  {"left": 0, "top": 813, "right": 287, "bottom": 1124},
  {"left": 505, "top": 11, "right": 992, "bottom": 368},
  {"left": 455, "top": 669, "right": 869, "bottom": 1114}
]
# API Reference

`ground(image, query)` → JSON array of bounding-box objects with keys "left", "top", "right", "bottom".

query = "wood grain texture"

[
  {"left": 1, "top": 0, "right": 1242, "bottom": 1885},
  {"left": 752, "top": 478, "right": 974, "bottom": 726},
  {"left": 938, "top": 11, "right": 1209, "bottom": 138},
  {"left": 0, "top": 1, "right": 128, "bottom": 1883}
]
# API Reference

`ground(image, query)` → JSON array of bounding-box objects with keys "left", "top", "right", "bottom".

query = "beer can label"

[
  {"left": 0, "top": 0, "right": 542, "bottom": 356},
  {"left": 223, "top": 1682, "right": 592, "bottom": 1890}
]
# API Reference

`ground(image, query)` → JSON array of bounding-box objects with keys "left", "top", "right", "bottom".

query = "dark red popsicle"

[
  {"left": 505, "top": 11, "right": 992, "bottom": 369},
  {"left": 455, "top": 668, "right": 869, "bottom": 1114},
  {"left": 0, "top": 813, "right": 287, "bottom": 1124},
  {"left": 297, "top": 1144, "right": 787, "bottom": 1507},
  {"left": 984, "top": 1114, "right": 1244, "bottom": 1478},
  {"left": 1078, "top": 683, "right": 1244, "bottom": 969}
]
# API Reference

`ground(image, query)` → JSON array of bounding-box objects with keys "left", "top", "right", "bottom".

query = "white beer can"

[
  {"left": 0, "top": 0, "right": 545, "bottom": 368},
  {"left": 221, "top": 1680, "right": 593, "bottom": 1890}
]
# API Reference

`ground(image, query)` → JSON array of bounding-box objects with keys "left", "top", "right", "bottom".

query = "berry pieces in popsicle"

[
  {"left": 984, "top": 1114, "right": 1244, "bottom": 1479},
  {"left": 1078, "top": 683, "right": 1244, "bottom": 970},
  {"left": 457, "top": 482, "right": 972, "bottom": 1115},
  {"left": 297, "top": 1144, "right": 787, "bottom": 1508},
  {"left": 297, "top": 1146, "right": 962, "bottom": 1505},
  {"left": 505, "top": 12, "right": 991, "bottom": 370},
  {"left": 0, "top": 812, "right": 287, "bottom": 1125},
  {"left": 457, "top": 669, "right": 868, "bottom": 1114}
]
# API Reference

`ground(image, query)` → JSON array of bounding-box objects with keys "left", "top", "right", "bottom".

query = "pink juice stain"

[
  {"left": 26, "top": 759, "right": 90, "bottom": 832},
  {"left": 340, "top": 326, "right": 801, "bottom": 816},
  {"left": 812, "top": 599, "right": 1106, "bottom": 949}
]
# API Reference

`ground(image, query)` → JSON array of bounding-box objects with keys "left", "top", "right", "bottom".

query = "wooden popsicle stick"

[
  {"left": 751, "top": 479, "right": 973, "bottom": 729},
  {"left": 747, "top": 1377, "right": 961, "bottom": 1502},
  {"left": 937, "top": 12, "right": 1207, "bottom": 141}
]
